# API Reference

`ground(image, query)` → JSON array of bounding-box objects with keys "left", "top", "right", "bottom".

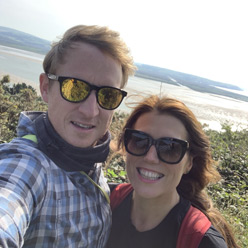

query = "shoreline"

[
  {"left": 0, "top": 71, "right": 40, "bottom": 93},
  {"left": 124, "top": 77, "right": 248, "bottom": 131},
  {"left": 1, "top": 72, "right": 247, "bottom": 131},
  {"left": 0, "top": 45, "right": 44, "bottom": 63}
]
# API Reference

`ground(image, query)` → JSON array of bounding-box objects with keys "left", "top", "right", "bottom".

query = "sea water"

[
  {"left": 0, "top": 45, "right": 247, "bottom": 131},
  {"left": 0, "top": 45, "right": 43, "bottom": 84}
]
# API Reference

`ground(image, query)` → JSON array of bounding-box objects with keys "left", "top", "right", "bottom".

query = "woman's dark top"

[{"left": 106, "top": 192, "right": 227, "bottom": 248}]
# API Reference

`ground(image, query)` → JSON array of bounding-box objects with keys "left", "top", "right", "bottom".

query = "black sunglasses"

[
  {"left": 47, "top": 74, "right": 127, "bottom": 110},
  {"left": 124, "top": 128, "right": 189, "bottom": 164}
]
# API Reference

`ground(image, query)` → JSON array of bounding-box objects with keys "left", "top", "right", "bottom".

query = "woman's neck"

[{"left": 131, "top": 191, "right": 180, "bottom": 232}]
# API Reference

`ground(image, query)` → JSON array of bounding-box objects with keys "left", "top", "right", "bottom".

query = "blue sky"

[{"left": 0, "top": 0, "right": 247, "bottom": 90}]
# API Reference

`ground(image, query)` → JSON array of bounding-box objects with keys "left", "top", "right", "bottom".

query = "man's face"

[{"left": 40, "top": 42, "right": 122, "bottom": 148}]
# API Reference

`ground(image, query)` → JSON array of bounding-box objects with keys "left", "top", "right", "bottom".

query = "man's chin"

[{"left": 68, "top": 138, "right": 97, "bottom": 148}]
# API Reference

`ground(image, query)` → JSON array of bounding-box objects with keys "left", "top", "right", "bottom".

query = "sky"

[{"left": 0, "top": 0, "right": 248, "bottom": 90}]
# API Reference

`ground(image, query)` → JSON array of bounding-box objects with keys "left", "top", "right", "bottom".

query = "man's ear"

[{"left": 40, "top": 73, "right": 49, "bottom": 103}]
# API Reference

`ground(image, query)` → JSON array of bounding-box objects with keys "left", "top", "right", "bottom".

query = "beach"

[
  {"left": 1, "top": 72, "right": 247, "bottom": 131},
  {"left": 124, "top": 77, "right": 248, "bottom": 131},
  {"left": 0, "top": 71, "right": 40, "bottom": 92},
  {"left": 1, "top": 45, "right": 247, "bottom": 131},
  {"left": 0, "top": 45, "right": 43, "bottom": 93}
]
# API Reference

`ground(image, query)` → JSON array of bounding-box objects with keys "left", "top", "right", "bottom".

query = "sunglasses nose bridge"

[
  {"left": 143, "top": 142, "right": 160, "bottom": 163},
  {"left": 74, "top": 80, "right": 94, "bottom": 102},
  {"left": 89, "top": 85, "right": 101, "bottom": 100},
  {"left": 80, "top": 83, "right": 99, "bottom": 103},
  {"left": 150, "top": 137, "right": 158, "bottom": 150},
  {"left": 141, "top": 135, "right": 156, "bottom": 154}
]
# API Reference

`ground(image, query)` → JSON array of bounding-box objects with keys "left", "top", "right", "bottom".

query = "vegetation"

[
  {"left": 0, "top": 75, "right": 247, "bottom": 247},
  {"left": 205, "top": 124, "right": 248, "bottom": 246},
  {"left": 0, "top": 75, "right": 47, "bottom": 143}
]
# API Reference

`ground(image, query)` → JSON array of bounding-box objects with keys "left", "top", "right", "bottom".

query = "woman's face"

[{"left": 125, "top": 111, "right": 193, "bottom": 200}]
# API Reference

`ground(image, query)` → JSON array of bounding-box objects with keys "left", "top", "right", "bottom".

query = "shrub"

[
  {"left": 0, "top": 76, "right": 47, "bottom": 143},
  {"left": 1, "top": 75, "right": 247, "bottom": 247}
]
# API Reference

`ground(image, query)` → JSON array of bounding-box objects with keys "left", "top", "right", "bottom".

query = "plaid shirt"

[{"left": 0, "top": 113, "right": 111, "bottom": 247}]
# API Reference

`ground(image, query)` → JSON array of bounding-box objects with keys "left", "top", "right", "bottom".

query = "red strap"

[
  {"left": 111, "top": 185, "right": 211, "bottom": 248},
  {"left": 176, "top": 205, "right": 211, "bottom": 248},
  {"left": 110, "top": 183, "right": 133, "bottom": 211}
]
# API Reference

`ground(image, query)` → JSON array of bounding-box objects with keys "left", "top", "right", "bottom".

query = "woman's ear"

[
  {"left": 184, "top": 155, "right": 193, "bottom": 174},
  {"left": 39, "top": 73, "right": 49, "bottom": 103}
]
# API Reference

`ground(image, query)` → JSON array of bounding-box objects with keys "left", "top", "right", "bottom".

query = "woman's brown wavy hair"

[{"left": 118, "top": 95, "right": 239, "bottom": 248}]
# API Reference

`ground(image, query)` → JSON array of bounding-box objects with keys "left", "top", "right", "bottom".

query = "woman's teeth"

[{"left": 138, "top": 168, "right": 164, "bottom": 181}]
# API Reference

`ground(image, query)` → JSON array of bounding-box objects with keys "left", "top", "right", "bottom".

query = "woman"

[{"left": 107, "top": 95, "right": 239, "bottom": 248}]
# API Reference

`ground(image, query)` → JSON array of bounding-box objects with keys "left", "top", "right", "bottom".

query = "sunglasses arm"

[{"left": 47, "top": 74, "right": 59, "bottom": 80}]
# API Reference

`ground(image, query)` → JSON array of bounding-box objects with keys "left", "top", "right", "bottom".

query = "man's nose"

[{"left": 78, "top": 91, "right": 100, "bottom": 118}]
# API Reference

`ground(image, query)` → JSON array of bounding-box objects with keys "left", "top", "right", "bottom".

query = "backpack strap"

[
  {"left": 22, "top": 134, "right": 38, "bottom": 143},
  {"left": 176, "top": 205, "right": 211, "bottom": 248},
  {"left": 110, "top": 183, "right": 133, "bottom": 211},
  {"left": 110, "top": 184, "right": 211, "bottom": 248}
]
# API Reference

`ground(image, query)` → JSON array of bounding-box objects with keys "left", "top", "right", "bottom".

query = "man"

[{"left": 0, "top": 25, "right": 136, "bottom": 247}]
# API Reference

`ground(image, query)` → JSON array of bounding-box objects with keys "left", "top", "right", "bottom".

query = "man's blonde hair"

[{"left": 43, "top": 25, "right": 136, "bottom": 88}]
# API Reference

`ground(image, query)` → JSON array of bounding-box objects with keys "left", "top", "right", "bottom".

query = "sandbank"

[
  {"left": 0, "top": 71, "right": 40, "bottom": 93},
  {"left": 1, "top": 72, "right": 247, "bottom": 131}
]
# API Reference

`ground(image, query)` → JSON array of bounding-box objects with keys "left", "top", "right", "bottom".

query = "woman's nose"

[{"left": 143, "top": 145, "right": 160, "bottom": 164}]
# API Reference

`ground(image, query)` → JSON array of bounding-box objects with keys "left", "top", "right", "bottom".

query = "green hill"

[
  {"left": 135, "top": 63, "right": 248, "bottom": 102},
  {"left": 0, "top": 26, "right": 50, "bottom": 54}
]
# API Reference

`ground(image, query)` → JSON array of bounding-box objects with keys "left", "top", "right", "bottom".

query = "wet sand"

[
  {"left": 124, "top": 76, "right": 248, "bottom": 131},
  {"left": 0, "top": 72, "right": 40, "bottom": 93},
  {"left": 1, "top": 73, "right": 247, "bottom": 131}
]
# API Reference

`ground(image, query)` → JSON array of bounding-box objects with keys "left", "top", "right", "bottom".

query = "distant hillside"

[
  {"left": 135, "top": 63, "right": 248, "bottom": 102},
  {"left": 1, "top": 26, "right": 247, "bottom": 102},
  {"left": 0, "top": 26, "right": 50, "bottom": 54}
]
